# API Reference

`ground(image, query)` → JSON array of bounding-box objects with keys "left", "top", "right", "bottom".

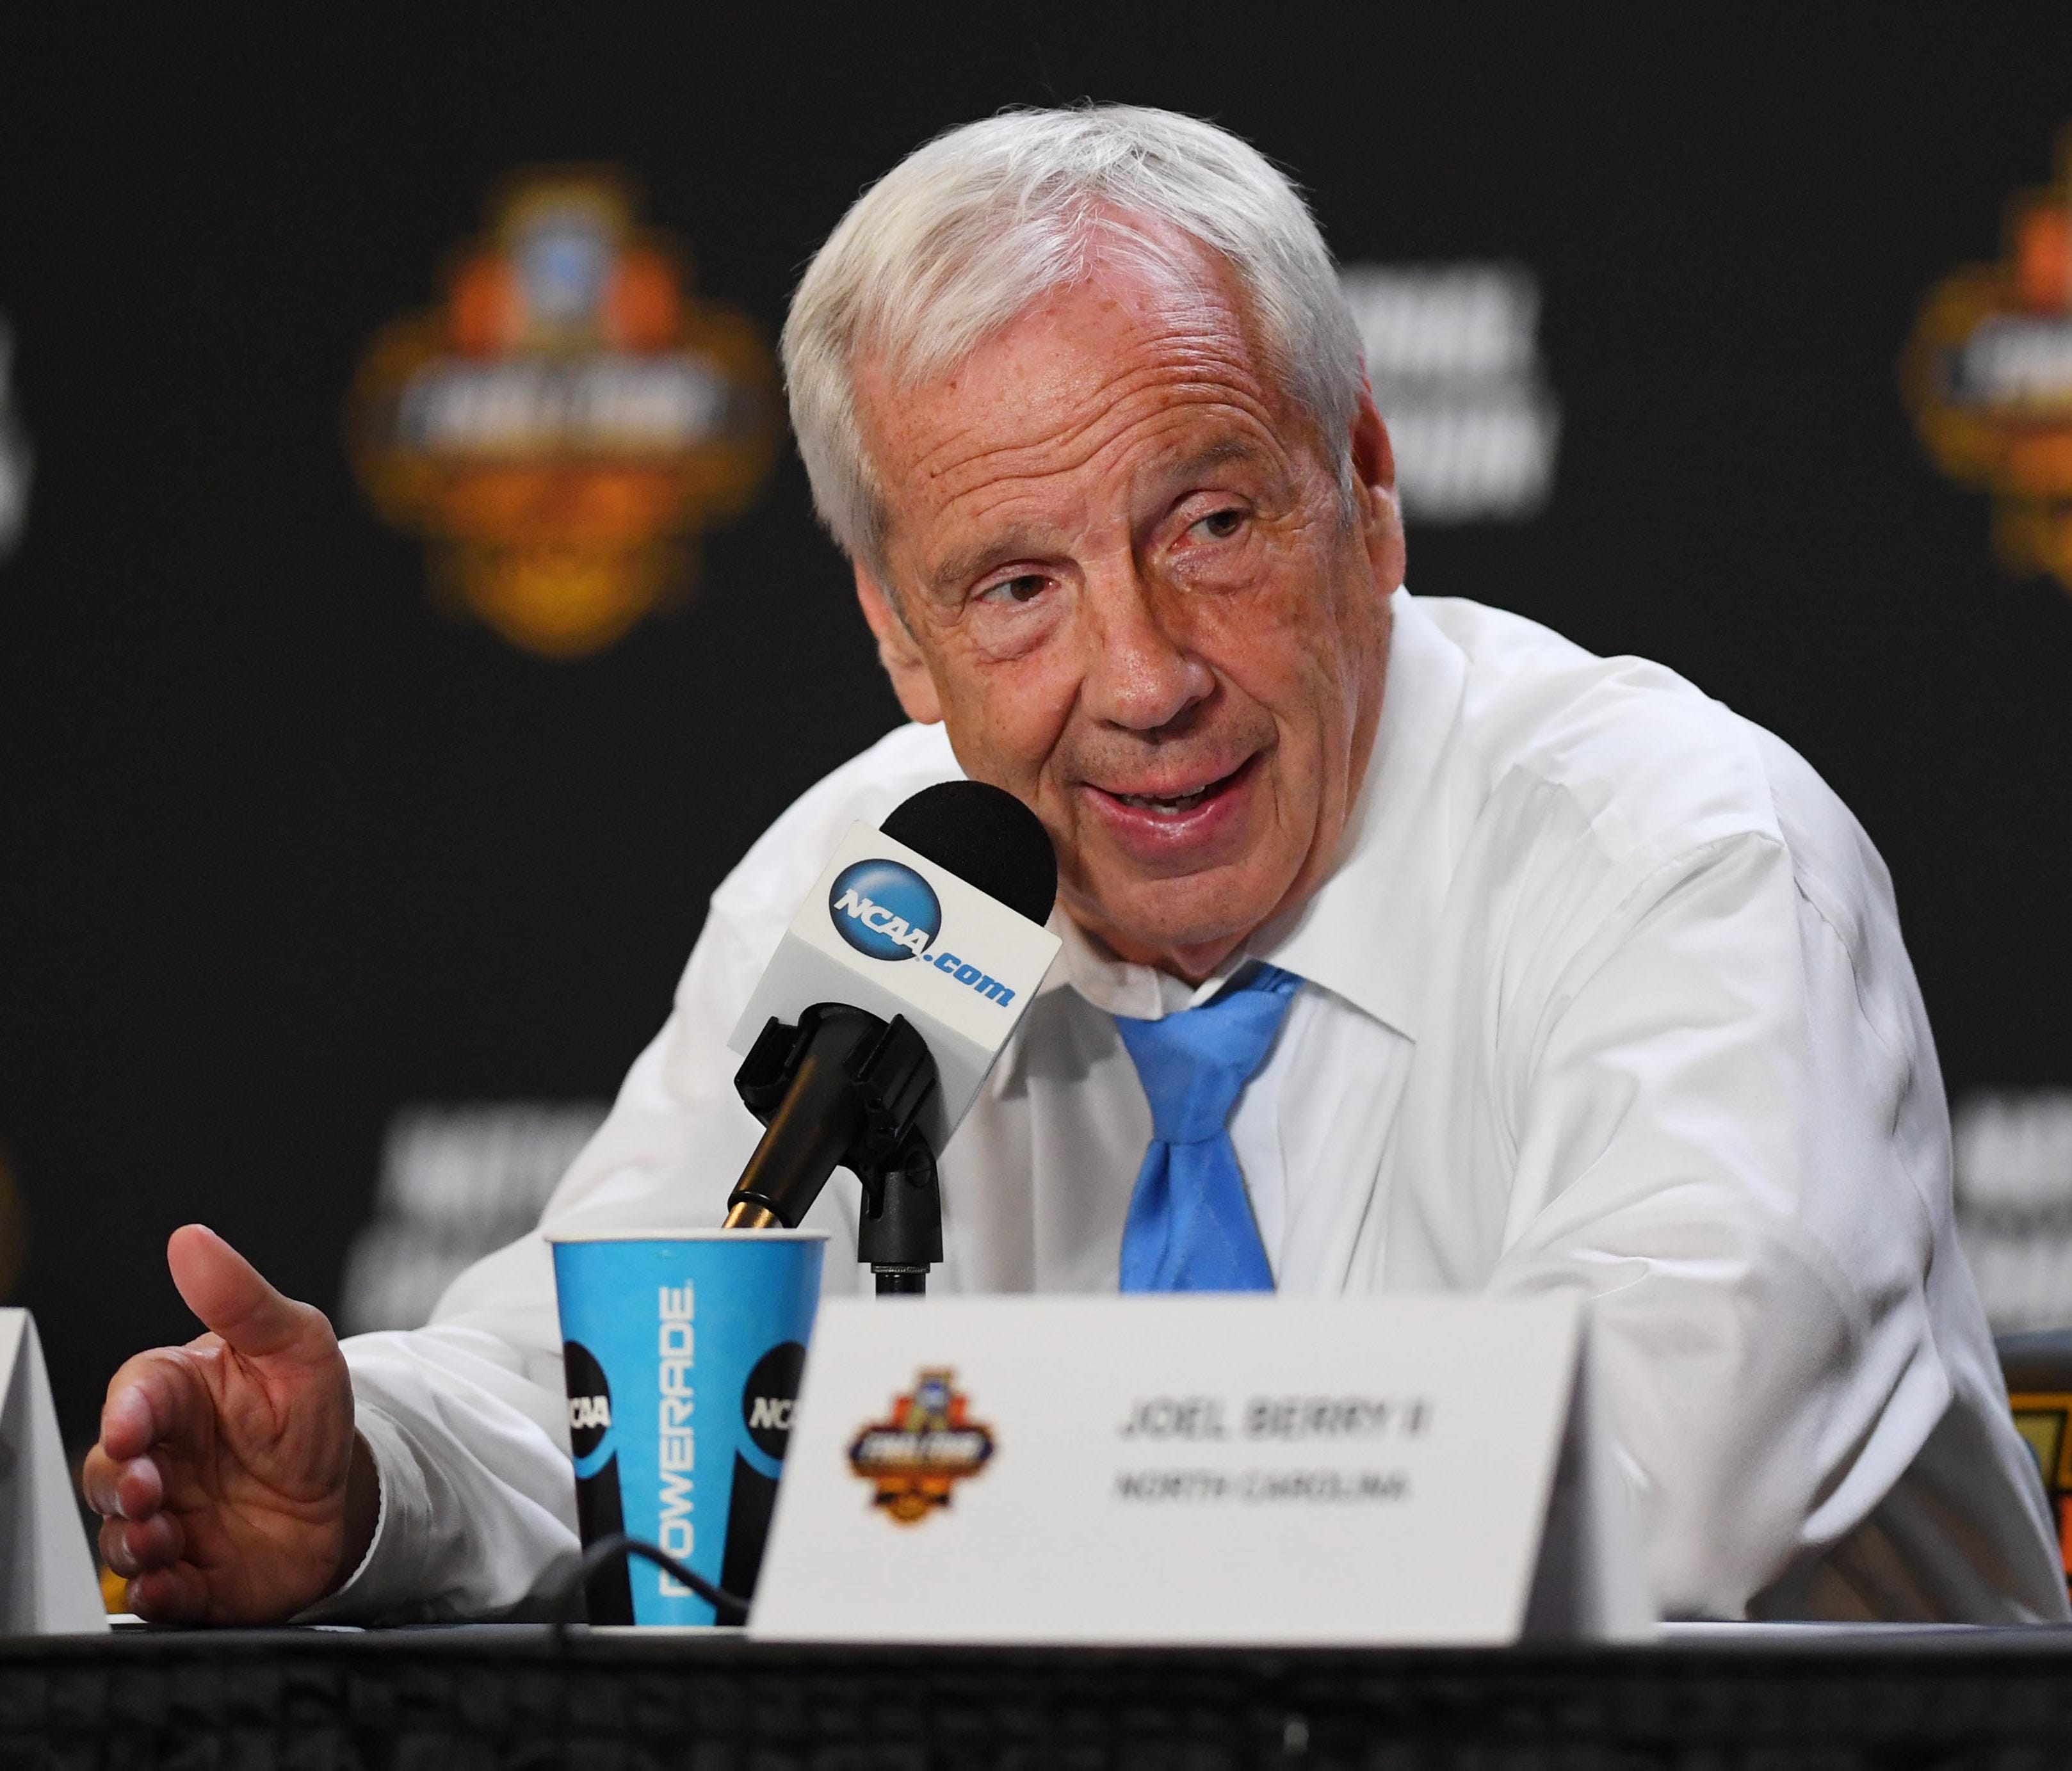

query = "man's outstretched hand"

[{"left": 81, "top": 1225, "right": 379, "bottom": 1622}]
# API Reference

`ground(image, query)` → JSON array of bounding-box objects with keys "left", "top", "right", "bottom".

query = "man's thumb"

[{"left": 166, "top": 1224, "right": 321, "bottom": 1361}]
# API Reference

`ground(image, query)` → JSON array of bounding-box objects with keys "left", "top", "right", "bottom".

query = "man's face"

[{"left": 854, "top": 236, "right": 1404, "bottom": 980}]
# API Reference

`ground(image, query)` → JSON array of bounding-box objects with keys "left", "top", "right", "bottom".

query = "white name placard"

[
  {"left": 751, "top": 1294, "right": 1650, "bottom": 1645},
  {"left": 0, "top": 1309, "right": 109, "bottom": 1634}
]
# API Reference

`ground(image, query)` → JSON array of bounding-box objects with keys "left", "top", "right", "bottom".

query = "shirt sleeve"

[
  {"left": 305, "top": 725, "right": 951, "bottom": 1621},
  {"left": 1480, "top": 821, "right": 2061, "bottom": 1620},
  {"left": 318, "top": 902, "right": 819, "bottom": 1621}
]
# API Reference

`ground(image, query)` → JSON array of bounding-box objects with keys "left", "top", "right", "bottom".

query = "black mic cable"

[{"left": 551, "top": 1532, "right": 750, "bottom": 1638}]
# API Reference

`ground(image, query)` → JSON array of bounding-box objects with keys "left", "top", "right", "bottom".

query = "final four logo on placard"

[{"left": 848, "top": 1368, "right": 996, "bottom": 1523}]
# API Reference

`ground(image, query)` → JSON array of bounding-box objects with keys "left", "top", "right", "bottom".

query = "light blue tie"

[{"left": 1113, "top": 963, "right": 1302, "bottom": 1291}]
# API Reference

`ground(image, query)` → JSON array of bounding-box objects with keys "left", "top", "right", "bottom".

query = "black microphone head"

[{"left": 880, "top": 780, "right": 1058, "bottom": 927}]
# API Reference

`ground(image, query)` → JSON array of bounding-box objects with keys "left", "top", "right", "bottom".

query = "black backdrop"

[{"left": 4, "top": 8, "right": 2071, "bottom": 1446}]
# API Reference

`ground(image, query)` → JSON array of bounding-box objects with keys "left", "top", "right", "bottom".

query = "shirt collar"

[{"left": 1042, "top": 588, "right": 1469, "bottom": 1037}]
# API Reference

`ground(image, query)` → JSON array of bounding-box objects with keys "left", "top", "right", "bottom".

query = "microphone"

[{"left": 720, "top": 781, "right": 1061, "bottom": 1290}]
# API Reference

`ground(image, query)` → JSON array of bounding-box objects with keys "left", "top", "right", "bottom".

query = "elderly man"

[{"left": 86, "top": 106, "right": 2064, "bottom": 1625}]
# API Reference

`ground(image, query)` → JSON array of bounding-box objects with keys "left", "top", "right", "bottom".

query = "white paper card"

[
  {"left": 0, "top": 1309, "right": 108, "bottom": 1634},
  {"left": 752, "top": 1295, "right": 1650, "bottom": 1646}
]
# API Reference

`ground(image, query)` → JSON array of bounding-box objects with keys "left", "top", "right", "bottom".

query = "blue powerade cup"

[{"left": 547, "top": 1228, "right": 826, "bottom": 1626}]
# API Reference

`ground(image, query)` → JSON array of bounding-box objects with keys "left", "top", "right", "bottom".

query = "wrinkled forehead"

[{"left": 850, "top": 244, "right": 1299, "bottom": 550}]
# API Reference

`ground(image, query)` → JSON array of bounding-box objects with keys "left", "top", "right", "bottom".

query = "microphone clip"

[{"left": 727, "top": 1005, "right": 943, "bottom": 1294}]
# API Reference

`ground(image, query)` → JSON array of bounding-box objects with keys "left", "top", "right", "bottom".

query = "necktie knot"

[
  {"left": 1111, "top": 963, "right": 1302, "bottom": 1293},
  {"left": 1113, "top": 967, "right": 1302, "bottom": 1144}
]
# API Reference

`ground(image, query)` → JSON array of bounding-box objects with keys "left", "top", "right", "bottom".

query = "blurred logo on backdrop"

[
  {"left": 337, "top": 1101, "right": 608, "bottom": 1331},
  {"left": 0, "top": 319, "right": 31, "bottom": 565},
  {"left": 347, "top": 170, "right": 779, "bottom": 659},
  {"left": 1951, "top": 1088, "right": 2072, "bottom": 1335},
  {"left": 1952, "top": 1087, "right": 2072, "bottom": 1586},
  {"left": 1906, "top": 131, "right": 2072, "bottom": 597},
  {"left": 1337, "top": 264, "right": 1560, "bottom": 522}
]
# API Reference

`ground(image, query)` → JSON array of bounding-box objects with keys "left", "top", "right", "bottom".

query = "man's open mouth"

[{"left": 1097, "top": 756, "right": 1253, "bottom": 817}]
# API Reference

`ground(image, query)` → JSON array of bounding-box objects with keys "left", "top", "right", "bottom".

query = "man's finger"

[
  {"left": 127, "top": 1562, "right": 210, "bottom": 1624},
  {"left": 165, "top": 1223, "right": 320, "bottom": 1362},
  {"left": 97, "top": 1350, "right": 203, "bottom": 1463},
  {"left": 100, "top": 1510, "right": 182, "bottom": 1578},
  {"left": 121, "top": 1512, "right": 184, "bottom": 1573},
  {"left": 99, "top": 1515, "right": 138, "bottom": 1577},
  {"left": 81, "top": 1444, "right": 165, "bottom": 1521},
  {"left": 80, "top": 1444, "right": 124, "bottom": 1516}
]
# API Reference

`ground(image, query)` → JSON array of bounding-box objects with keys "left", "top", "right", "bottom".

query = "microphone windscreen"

[{"left": 882, "top": 780, "right": 1058, "bottom": 928}]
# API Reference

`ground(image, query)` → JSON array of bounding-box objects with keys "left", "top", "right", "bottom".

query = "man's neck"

[{"left": 1065, "top": 916, "right": 1250, "bottom": 989}]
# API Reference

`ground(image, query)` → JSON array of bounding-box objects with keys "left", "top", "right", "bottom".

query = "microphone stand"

[
  {"left": 854, "top": 1129, "right": 941, "bottom": 1295},
  {"left": 723, "top": 1006, "right": 944, "bottom": 1297}
]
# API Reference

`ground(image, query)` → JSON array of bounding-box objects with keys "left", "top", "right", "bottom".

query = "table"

[{"left": 6, "top": 1625, "right": 2072, "bottom": 1768}]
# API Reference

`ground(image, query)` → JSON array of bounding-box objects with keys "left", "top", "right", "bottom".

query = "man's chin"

[{"left": 1068, "top": 873, "right": 1281, "bottom": 978}]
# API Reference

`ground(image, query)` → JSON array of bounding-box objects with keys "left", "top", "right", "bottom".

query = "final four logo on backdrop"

[
  {"left": 1905, "top": 131, "right": 2072, "bottom": 599},
  {"left": 347, "top": 170, "right": 779, "bottom": 658}
]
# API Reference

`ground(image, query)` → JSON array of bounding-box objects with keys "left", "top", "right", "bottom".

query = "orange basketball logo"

[
  {"left": 848, "top": 1368, "right": 996, "bottom": 1524},
  {"left": 1904, "top": 131, "right": 2072, "bottom": 598},
  {"left": 348, "top": 170, "right": 779, "bottom": 658}
]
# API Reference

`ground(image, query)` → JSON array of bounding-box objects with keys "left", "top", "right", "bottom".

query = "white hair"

[{"left": 781, "top": 104, "right": 1366, "bottom": 575}]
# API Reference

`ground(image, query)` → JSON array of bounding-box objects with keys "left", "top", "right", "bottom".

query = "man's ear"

[
  {"left": 854, "top": 562, "right": 944, "bottom": 725},
  {"left": 1347, "top": 382, "right": 1406, "bottom": 596}
]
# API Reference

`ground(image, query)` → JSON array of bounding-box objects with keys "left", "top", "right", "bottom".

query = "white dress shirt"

[{"left": 328, "top": 589, "right": 2068, "bottom": 1625}]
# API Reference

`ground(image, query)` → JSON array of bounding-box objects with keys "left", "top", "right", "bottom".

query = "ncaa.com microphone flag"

[{"left": 728, "top": 823, "right": 1061, "bottom": 1153}]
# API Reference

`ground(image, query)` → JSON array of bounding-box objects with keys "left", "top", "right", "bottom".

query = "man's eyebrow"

[
  {"left": 928, "top": 526, "right": 1055, "bottom": 597},
  {"left": 1164, "top": 435, "right": 1271, "bottom": 481}
]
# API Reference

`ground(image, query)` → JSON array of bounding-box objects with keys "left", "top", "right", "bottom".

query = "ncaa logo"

[{"left": 829, "top": 859, "right": 941, "bottom": 962}]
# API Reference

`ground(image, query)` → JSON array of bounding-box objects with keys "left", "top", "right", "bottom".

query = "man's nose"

[{"left": 1079, "top": 563, "right": 1214, "bottom": 732}]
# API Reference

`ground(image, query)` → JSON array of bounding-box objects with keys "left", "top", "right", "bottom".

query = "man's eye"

[
  {"left": 1190, "top": 508, "right": 1245, "bottom": 541},
  {"left": 981, "top": 574, "right": 1048, "bottom": 606}
]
